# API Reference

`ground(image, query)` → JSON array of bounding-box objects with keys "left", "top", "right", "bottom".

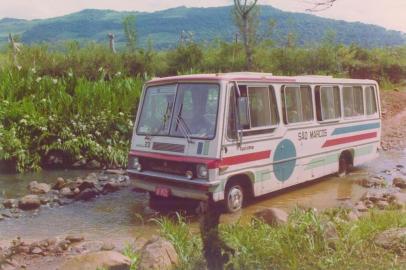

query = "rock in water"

[
  {"left": 254, "top": 208, "right": 288, "bottom": 226},
  {"left": 59, "top": 251, "right": 131, "bottom": 270},
  {"left": 28, "top": 181, "right": 51, "bottom": 194},
  {"left": 393, "top": 177, "right": 406, "bottom": 189},
  {"left": 76, "top": 188, "right": 99, "bottom": 201},
  {"left": 60, "top": 187, "right": 74, "bottom": 198},
  {"left": 3, "top": 199, "right": 17, "bottom": 209},
  {"left": 18, "top": 195, "right": 41, "bottom": 210},
  {"left": 53, "top": 177, "right": 66, "bottom": 190},
  {"left": 138, "top": 237, "right": 179, "bottom": 270}
]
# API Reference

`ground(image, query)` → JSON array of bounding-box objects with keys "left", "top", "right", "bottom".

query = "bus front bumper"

[{"left": 127, "top": 169, "right": 221, "bottom": 201}]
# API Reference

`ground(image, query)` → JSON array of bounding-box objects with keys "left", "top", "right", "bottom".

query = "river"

[{"left": 0, "top": 150, "right": 405, "bottom": 248}]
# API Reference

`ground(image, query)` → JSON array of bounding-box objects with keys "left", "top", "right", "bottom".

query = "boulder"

[
  {"left": 101, "top": 242, "right": 115, "bottom": 251},
  {"left": 59, "top": 251, "right": 131, "bottom": 270},
  {"left": 393, "top": 177, "right": 406, "bottom": 189},
  {"left": 28, "top": 181, "right": 51, "bottom": 194},
  {"left": 374, "top": 228, "right": 406, "bottom": 255},
  {"left": 3, "top": 199, "right": 17, "bottom": 209},
  {"left": 18, "top": 195, "right": 41, "bottom": 210},
  {"left": 53, "top": 177, "right": 66, "bottom": 190},
  {"left": 76, "top": 188, "right": 99, "bottom": 201},
  {"left": 254, "top": 208, "right": 289, "bottom": 226},
  {"left": 103, "top": 182, "right": 121, "bottom": 193},
  {"left": 78, "top": 180, "right": 96, "bottom": 191},
  {"left": 66, "top": 235, "right": 85, "bottom": 243},
  {"left": 138, "top": 237, "right": 179, "bottom": 270},
  {"left": 60, "top": 187, "right": 74, "bottom": 198}
]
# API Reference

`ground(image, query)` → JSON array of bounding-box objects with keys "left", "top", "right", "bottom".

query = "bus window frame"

[
  {"left": 364, "top": 85, "right": 378, "bottom": 117},
  {"left": 282, "top": 84, "right": 315, "bottom": 126},
  {"left": 342, "top": 85, "right": 365, "bottom": 120},
  {"left": 315, "top": 85, "right": 341, "bottom": 123}
]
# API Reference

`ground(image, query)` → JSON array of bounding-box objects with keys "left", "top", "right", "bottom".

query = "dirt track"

[{"left": 380, "top": 88, "right": 406, "bottom": 151}]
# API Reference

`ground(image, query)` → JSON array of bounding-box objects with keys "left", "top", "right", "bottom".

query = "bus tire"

[
  {"left": 224, "top": 181, "right": 245, "bottom": 213},
  {"left": 338, "top": 151, "right": 352, "bottom": 177}
]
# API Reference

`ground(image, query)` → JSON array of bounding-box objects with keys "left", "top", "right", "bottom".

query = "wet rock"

[
  {"left": 393, "top": 177, "right": 406, "bottom": 189},
  {"left": 59, "top": 251, "right": 131, "bottom": 270},
  {"left": 0, "top": 213, "right": 4, "bottom": 221},
  {"left": 66, "top": 235, "right": 84, "bottom": 243},
  {"left": 39, "top": 196, "right": 50, "bottom": 205},
  {"left": 18, "top": 195, "right": 41, "bottom": 210},
  {"left": 254, "top": 208, "right": 289, "bottom": 226},
  {"left": 86, "top": 160, "right": 101, "bottom": 169},
  {"left": 374, "top": 228, "right": 406, "bottom": 255},
  {"left": 78, "top": 179, "right": 97, "bottom": 191},
  {"left": 102, "top": 182, "right": 121, "bottom": 193},
  {"left": 74, "top": 241, "right": 104, "bottom": 253},
  {"left": 57, "top": 240, "right": 71, "bottom": 251},
  {"left": 355, "top": 201, "right": 368, "bottom": 212},
  {"left": 101, "top": 242, "right": 115, "bottom": 251},
  {"left": 3, "top": 199, "right": 17, "bottom": 209},
  {"left": 76, "top": 188, "right": 99, "bottom": 201},
  {"left": 72, "top": 159, "right": 87, "bottom": 168},
  {"left": 60, "top": 187, "right": 74, "bottom": 198},
  {"left": 73, "top": 187, "right": 80, "bottom": 195},
  {"left": 86, "top": 173, "right": 98, "bottom": 181},
  {"left": 357, "top": 177, "right": 386, "bottom": 188},
  {"left": 53, "top": 177, "right": 66, "bottom": 190},
  {"left": 138, "top": 237, "right": 179, "bottom": 270},
  {"left": 396, "top": 164, "right": 404, "bottom": 169},
  {"left": 28, "top": 181, "right": 51, "bottom": 194},
  {"left": 30, "top": 247, "right": 44, "bottom": 255}
]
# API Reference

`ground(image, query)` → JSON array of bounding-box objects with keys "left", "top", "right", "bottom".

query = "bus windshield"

[{"left": 137, "top": 83, "right": 220, "bottom": 140}]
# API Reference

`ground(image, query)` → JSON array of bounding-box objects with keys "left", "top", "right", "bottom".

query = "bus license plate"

[{"left": 155, "top": 187, "right": 171, "bottom": 198}]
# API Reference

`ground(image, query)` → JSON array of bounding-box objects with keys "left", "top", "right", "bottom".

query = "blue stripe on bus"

[{"left": 332, "top": 122, "right": 380, "bottom": 135}]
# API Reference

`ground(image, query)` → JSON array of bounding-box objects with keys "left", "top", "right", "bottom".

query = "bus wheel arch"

[
  {"left": 223, "top": 173, "right": 253, "bottom": 213},
  {"left": 338, "top": 149, "right": 354, "bottom": 177}
]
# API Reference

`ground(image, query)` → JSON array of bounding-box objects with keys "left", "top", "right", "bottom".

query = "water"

[{"left": 0, "top": 151, "right": 405, "bottom": 247}]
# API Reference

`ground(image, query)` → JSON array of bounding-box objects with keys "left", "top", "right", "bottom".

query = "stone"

[
  {"left": 78, "top": 180, "right": 96, "bottom": 191},
  {"left": 57, "top": 240, "right": 71, "bottom": 251},
  {"left": 376, "top": 200, "right": 389, "bottom": 210},
  {"left": 86, "top": 160, "right": 101, "bottom": 169},
  {"left": 3, "top": 199, "right": 17, "bottom": 209},
  {"left": 60, "top": 187, "right": 74, "bottom": 197},
  {"left": 74, "top": 241, "right": 104, "bottom": 253},
  {"left": 28, "top": 181, "right": 51, "bottom": 194},
  {"left": 254, "top": 208, "right": 289, "bottom": 226},
  {"left": 138, "top": 237, "right": 179, "bottom": 270},
  {"left": 30, "top": 247, "right": 43, "bottom": 255},
  {"left": 103, "top": 182, "right": 121, "bottom": 193},
  {"left": 86, "top": 173, "right": 98, "bottom": 181},
  {"left": 393, "top": 177, "right": 406, "bottom": 189},
  {"left": 355, "top": 201, "right": 368, "bottom": 212},
  {"left": 374, "top": 228, "right": 406, "bottom": 255},
  {"left": 53, "top": 177, "right": 66, "bottom": 190},
  {"left": 39, "top": 196, "right": 50, "bottom": 205},
  {"left": 18, "top": 195, "right": 41, "bottom": 210},
  {"left": 101, "top": 242, "right": 115, "bottom": 251},
  {"left": 0, "top": 213, "right": 4, "bottom": 221},
  {"left": 66, "top": 235, "right": 84, "bottom": 243},
  {"left": 76, "top": 188, "right": 99, "bottom": 201},
  {"left": 357, "top": 177, "right": 386, "bottom": 188},
  {"left": 59, "top": 251, "right": 131, "bottom": 270}
]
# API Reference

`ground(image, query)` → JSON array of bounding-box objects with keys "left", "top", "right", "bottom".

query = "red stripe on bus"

[
  {"left": 322, "top": 132, "right": 377, "bottom": 148},
  {"left": 129, "top": 150, "right": 271, "bottom": 169}
]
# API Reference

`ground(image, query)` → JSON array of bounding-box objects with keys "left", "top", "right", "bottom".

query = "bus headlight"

[{"left": 197, "top": 164, "right": 208, "bottom": 179}]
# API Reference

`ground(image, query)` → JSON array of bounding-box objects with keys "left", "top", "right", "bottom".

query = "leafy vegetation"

[{"left": 156, "top": 208, "right": 406, "bottom": 269}]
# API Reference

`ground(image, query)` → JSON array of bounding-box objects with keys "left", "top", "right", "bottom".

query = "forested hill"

[{"left": 1, "top": 5, "right": 405, "bottom": 49}]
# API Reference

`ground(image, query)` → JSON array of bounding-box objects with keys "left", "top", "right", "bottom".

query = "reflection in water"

[{"left": 0, "top": 150, "right": 405, "bottom": 246}]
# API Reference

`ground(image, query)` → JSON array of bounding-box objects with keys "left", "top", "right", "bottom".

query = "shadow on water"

[{"left": 0, "top": 150, "right": 405, "bottom": 246}]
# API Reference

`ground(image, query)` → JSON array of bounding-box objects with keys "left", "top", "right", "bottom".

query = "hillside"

[{"left": 1, "top": 5, "right": 405, "bottom": 49}]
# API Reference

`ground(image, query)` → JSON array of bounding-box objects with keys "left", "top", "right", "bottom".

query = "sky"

[{"left": 0, "top": 0, "right": 405, "bottom": 33}]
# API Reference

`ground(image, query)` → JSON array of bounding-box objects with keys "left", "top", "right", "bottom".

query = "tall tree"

[
  {"left": 123, "top": 15, "right": 137, "bottom": 53},
  {"left": 233, "top": 0, "right": 258, "bottom": 70}
]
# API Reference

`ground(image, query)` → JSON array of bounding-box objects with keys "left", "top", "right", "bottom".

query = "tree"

[
  {"left": 123, "top": 15, "right": 137, "bottom": 53},
  {"left": 233, "top": 0, "right": 259, "bottom": 70}
]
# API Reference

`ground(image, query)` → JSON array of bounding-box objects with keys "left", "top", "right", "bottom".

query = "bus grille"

[
  {"left": 152, "top": 142, "right": 185, "bottom": 153},
  {"left": 140, "top": 157, "right": 194, "bottom": 176}
]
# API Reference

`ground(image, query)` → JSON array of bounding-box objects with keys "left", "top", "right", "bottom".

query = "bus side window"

[
  {"left": 365, "top": 86, "right": 377, "bottom": 115},
  {"left": 282, "top": 85, "right": 313, "bottom": 124},
  {"left": 343, "top": 86, "right": 364, "bottom": 117},
  {"left": 227, "top": 86, "right": 238, "bottom": 140},
  {"left": 315, "top": 86, "right": 341, "bottom": 121}
]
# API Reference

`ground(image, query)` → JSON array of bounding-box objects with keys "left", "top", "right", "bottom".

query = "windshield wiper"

[{"left": 175, "top": 104, "right": 194, "bottom": 144}]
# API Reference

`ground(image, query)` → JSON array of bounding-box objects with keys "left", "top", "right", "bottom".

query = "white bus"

[{"left": 127, "top": 73, "right": 381, "bottom": 212}]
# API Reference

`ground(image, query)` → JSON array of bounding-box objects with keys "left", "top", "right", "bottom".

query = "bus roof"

[{"left": 147, "top": 72, "right": 377, "bottom": 85}]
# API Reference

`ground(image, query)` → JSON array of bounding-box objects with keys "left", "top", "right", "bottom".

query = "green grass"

[{"left": 156, "top": 208, "right": 406, "bottom": 270}]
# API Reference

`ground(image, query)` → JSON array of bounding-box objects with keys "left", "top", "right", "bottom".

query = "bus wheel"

[
  {"left": 225, "top": 183, "right": 244, "bottom": 213},
  {"left": 338, "top": 154, "right": 351, "bottom": 177}
]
